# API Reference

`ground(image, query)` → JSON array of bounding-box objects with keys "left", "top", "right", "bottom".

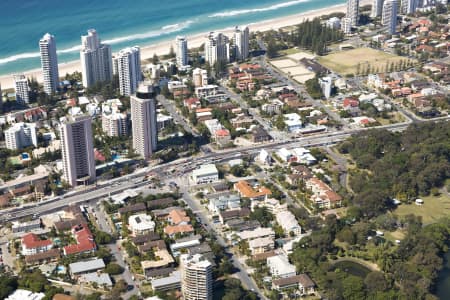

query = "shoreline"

[{"left": 0, "top": 0, "right": 369, "bottom": 90}]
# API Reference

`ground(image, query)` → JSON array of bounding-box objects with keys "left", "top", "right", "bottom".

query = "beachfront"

[{"left": 0, "top": 0, "right": 369, "bottom": 90}]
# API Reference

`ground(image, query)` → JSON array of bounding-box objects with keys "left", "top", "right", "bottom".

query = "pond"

[
  {"left": 331, "top": 260, "right": 372, "bottom": 279},
  {"left": 436, "top": 251, "right": 450, "bottom": 299}
]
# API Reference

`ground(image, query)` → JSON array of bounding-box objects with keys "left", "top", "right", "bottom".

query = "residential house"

[
  {"left": 128, "top": 214, "right": 156, "bottom": 236},
  {"left": 272, "top": 274, "right": 315, "bottom": 296},
  {"left": 276, "top": 211, "right": 302, "bottom": 236},
  {"left": 234, "top": 180, "right": 272, "bottom": 201},
  {"left": 248, "top": 237, "right": 274, "bottom": 255},
  {"left": 267, "top": 254, "right": 296, "bottom": 278},
  {"left": 21, "top": 233, "right": 53, "bottom": 256},
  {"left": 63, "top": 224, "right": 96, "bottom": 256}
]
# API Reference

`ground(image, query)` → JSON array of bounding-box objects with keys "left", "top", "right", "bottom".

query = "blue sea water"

[{"left": 0, "top": 0, "right": 344, "bottom": 75}]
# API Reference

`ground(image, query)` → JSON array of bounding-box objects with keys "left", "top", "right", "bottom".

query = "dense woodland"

[
  {"left": 290, "top": 122, "right": 450, "bottom": 300},
  {"left": 340, "top": 122, "right": 450, "bottom": 217}
]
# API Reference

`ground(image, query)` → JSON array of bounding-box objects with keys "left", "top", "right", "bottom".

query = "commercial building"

[
  {"left": 192, "top": 164, "right": 219, "bottom": 184},
  {"left": 39, "top": 33, "right": 59, "bottom": 94},
  {"left": 233, "top": 26, "right": 249, "bottom": 61},
  {"left": 114, "top": 46, "right": 141, "bottom": 96},
  {"left": 267, "top": 254, "right": 297, "bottom": 278},
  {"left": 4, "top": 122, "right": 37, "bottom": 150},
  {"left": 371, "top": 0, "right": 385, "bottom": 17},
  {"left": 346, "top": 0, "right": 360, "bottom": 26},
  {"left": 80, "top": 29, "right": 113, "bottom": 88},
  {"left": 204, "top": 31, "right": 229, "bottom": 65},
  {"left": 14, "top": 74, "right": 30, "bottom": 105},
  {"left": 131, "top": 83, "right": 157, "bottom": 159},
  {"left": 176, "top": 36, "right": 188, "bottom": 67},
  {"left": 181, "top": 254, "right": 213, "bottom": 300},
  {"left": 382, "top": 0, "right": 398, "bottom": 35},
  {"left": 60, "top": 115, "right": 96, "bottom": 186},
  {"left": 129, "top": 214, "right": 156, "bottom": 236}
]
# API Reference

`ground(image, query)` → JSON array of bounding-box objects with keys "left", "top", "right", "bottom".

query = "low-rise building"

[
  {"left": 238, "top": 227, "right": 275, "bottom": 241},
  {"left": 12, "top": 219, "right": 41, "bottom": 233},
  {"left": 128, "top": 214, "right": 156, "bottom": 236},
  {"left": 63, "top": 224, "right": 96, "bottom": 256},
  {"left": 21, "top": 233, "right": 53, "bottom": 256},
  {"left": 141, "top": 249, "right": 175, "bottom": 274},
  {"left": 234, "top": 180, "right": 271, "bottom": 201},
  {"left": 192, "top": 164, "right": 219, "bottom": 184},
  {"left": 283, "top": 113, "right": 303, "bottom": 132},
  {"left": 167, "top": 209, "right": 190, "bottom": 226},
  {"left": 276, "top": 211, "right": 302, "bottom": 236},
  {"left": 5, "top": 289, "right": 45, "bottom": 300},
  {"left": 306, "top": 177, "right": 342, "bottom": 209},
  {"left": 79, "top": 273, "right": 113, "bottom": 288},
  {"left": 248, "top": 237, "right": 275, "bottom": 255},
  {"left": 69, "top": 258, "right": 105, "bottom": 276},
  {"left": 267, "top": 254, "right": 296, "bottom": 278},
  {"left": 272, "top": 274, "right": 315, "bottom": 295},
  {"left": 151, "top": 271, "right": 182, "bottom": 292},
  {"left": 164, "top": 224, "right": 194, "bottom": 238},
  {"left": 207, "top": 192, "right": 241, "bottom": 214}
]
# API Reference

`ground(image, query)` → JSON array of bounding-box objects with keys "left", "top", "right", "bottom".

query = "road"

[
  {"left": 177, "top": 177, "right": 267, "bottom": 299},
  {"left": 157, "top": 94, "right": 198, "bottom": 136}
]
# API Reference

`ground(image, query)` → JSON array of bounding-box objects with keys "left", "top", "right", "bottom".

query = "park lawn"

[
  {"left": 384, "top": 230, "right": 406, "bottom": 243},
  {"left": 317, "top": 48, "right": 410, "bottom": 75},
  {"left": 393, "top": 194, "right": 450, "bottom": 225}
]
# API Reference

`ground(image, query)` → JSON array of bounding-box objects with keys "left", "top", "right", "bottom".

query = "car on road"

[{"left": 127, "top": 285, "right": 134, "bottom": 291}]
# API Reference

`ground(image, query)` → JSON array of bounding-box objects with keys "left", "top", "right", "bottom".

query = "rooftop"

[{"left": 69, "top": 258, "right": 105, "bottom": 274}]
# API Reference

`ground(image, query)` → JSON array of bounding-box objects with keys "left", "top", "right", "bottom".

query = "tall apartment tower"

[
  {"left": 0, "top": 83, "right": 3, "bottom": 113},
  {"left": 60, "top": 115, "right": 96, "bottom": 186},
  {"left": 13, "top": 74, "right": 30, "bottom": 105},
  {"left": 176, "top": 36, "right": 188, "bottom": 67},
  {"left": 204, "top": 32, "right": 229, "bottom": 65},
  {"left": 80, "top": 29, "right": 113, "bottom": 88},
  {"left": 371, "top": 0, "right": 385, "bottom": 17},
  {"left": 346, "top": 0, "right": 360, "bottom": 26},
  {"left": 382, "top": 0, "right": 398, "bottom": 35},
  {"left": 5, "top": 122, "right": 38, "bottom": 150},
  {"left": 181, "top": 254, "right": 213, "bottom": 300},
  {"left": 401, "top": 0, "right": 418, "bottom": 14},
  {"left": 115, "top": 46, "right": 141, "bottom": 96},
  {"left": 233, "top": 26, "right": 249, "bottom": 61},
  {"left": 39, "top": 33, "right": 59, "bottom": 95},
  {"left": 131, "top": 83, "right": 157, "bottom": 159}
]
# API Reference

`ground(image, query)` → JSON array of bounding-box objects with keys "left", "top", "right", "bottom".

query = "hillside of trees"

[{"left": 339, "top": 122, "right": 450, "bottom": 217}]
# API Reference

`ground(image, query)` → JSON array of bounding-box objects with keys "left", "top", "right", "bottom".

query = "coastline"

[{"left": 0, "top": 0, "right": 369, "bottom": 90}]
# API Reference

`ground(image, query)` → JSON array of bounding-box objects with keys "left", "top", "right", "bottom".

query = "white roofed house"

[
  {"left": 267, "top": 254, "right": 296, "bottom": 278},
  {"left": 207, "top": 192, "right": 241, "bottom": 214},
  {"left": 248, "top": 237, "right": 274, "bottom": 255},
  {"left": 276, "top": 210, "right": 302, "bottom": 236},
  {"left": 128, "top": 213, "right": 156, "bottom": 236}
]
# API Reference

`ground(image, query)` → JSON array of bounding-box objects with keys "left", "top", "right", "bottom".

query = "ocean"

[{"left": 0, "top": 0, "right": 344, "bottom": 76}]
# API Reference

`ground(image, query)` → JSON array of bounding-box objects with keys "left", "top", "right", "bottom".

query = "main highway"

[{"left": 2, "top": 116, "right": 444, "bottom": 224}]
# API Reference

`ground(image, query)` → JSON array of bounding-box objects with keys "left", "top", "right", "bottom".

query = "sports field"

[{"left": 318, "top": 48, "right": 410, "bottom": 75}]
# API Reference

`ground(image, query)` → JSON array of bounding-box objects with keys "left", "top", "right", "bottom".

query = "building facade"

[
  {"left": 14, "top": 74, "right": 30, "bottom": 105},
  {"left": 382, "top": 0, "right": 398, "bottom": 34},
  {"left": 39, "top": 33, "right": 59, "bottom": 94},
  {"left": 114, "top": 46, "right": 141, "bottom": 96},
  {"left": 233, "top": 26, "right": 249, "bottom": 61},
  {"left": 204, "top": 32, "right": 229, "bottom": 65},
  {"left": 80, "top": 29, "right": 113, "bottom": 88},
  {"left": 371, "top": 0, "right": 385, "bottom": 17},
  {"left": 131, "top": 83, "right": 157, "bottom": 159},
  {"left": 346, "top": 0, "right": 360, "bottom": 26},
  {"left": 5, "top": 122, "right": 37, "bottom": 150},
  {"left": 176, "top": 36, "right": 188, "bottom": 67},
  {"left": 60, "top": 115, "right": 96, "bottom": 186},
  {"left": 181, "top": 254, "right": 213, "bottom": 300}
]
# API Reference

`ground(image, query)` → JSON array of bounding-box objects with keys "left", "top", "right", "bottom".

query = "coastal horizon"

[{"left": 0, "top": 0, "right": 369, "bottom": 90}]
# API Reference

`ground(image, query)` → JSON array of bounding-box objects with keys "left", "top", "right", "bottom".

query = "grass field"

[
  {"left": 318, "top": 48, "right": 409, "bottom": 75},
  {"left": 393, "top": 194, "right": 450, "bottom": 225}
]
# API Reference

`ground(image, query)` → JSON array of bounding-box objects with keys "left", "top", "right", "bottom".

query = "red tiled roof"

[
  {"left": 63, "top": 224, "right": 96, "bottom": 255},
  {"left": 22, "top": 233, "right": 52, "bottom": 249}
]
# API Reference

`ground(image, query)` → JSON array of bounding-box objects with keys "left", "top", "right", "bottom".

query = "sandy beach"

[{"left": 0, "top": 1, "right": 369, "bottom": 90}]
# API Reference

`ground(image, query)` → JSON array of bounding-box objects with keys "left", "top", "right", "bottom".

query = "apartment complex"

[
  {"left": 80, "top": 29, "right": 113, "bottom": 88},
  {"left": 4, "top": 122, "right": 37, "bottom": 150},
  {"left": 131, "top": 83, "right": 157, "bottom": 159},
  {"left": 39, "top": 33, "right": 59, "bottom": 94},
  {"left": 181, "top": 254, "right": 213, "bottom": 300},
  {"left": 114, "top": 46, "right": 141, "bottom": 96},
  {"left": 60, "top": 115, "right": 96, "bottom": 186}
]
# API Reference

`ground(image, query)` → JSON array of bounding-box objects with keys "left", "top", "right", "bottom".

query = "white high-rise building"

[
  {"left": 39, "top": 33, "right": 59, "bottom": 95},
  {"left": 341, "top": 17, "right": 353, "bottom": 34},
  {"left": 233, "top": 26, "right": 249, "bottom": 61},
  {"left": 114, "top": 46, "right": 141, "bottom": 96},
  {"left": 4, "top": 122, "right": 38, "bottom": 150},
  {"left": 346, "top": 0, "right": 360, "bottom": 26},
  {"left": 382, "top": 0, "right": 398, "bottom": 34},
  {"left": 181, "top": 254, "right": 213, "bottom": 300},
  {"left": 13, "top": 74, "right": 30, "bottom": 105},
  {"left": 401, "top": 0, "right": 418, "bottom": 14},
  {"left": 204, "top": 32, "right": 229, "bottom": 65},
  {"left": 371, "top": 0, "right": 385, "bottom": 17},
  {"left": 60, "top": 115, "right": 96, "bottom": 186},
  {"left": 131, "top": 83, "right": 157, "bottom": 159},
  {"left": 176, "top": 36, "right": 188, "bottom": 67},
  {"left": 80, "top": 29, "right": 113, "bottom": 88}
]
